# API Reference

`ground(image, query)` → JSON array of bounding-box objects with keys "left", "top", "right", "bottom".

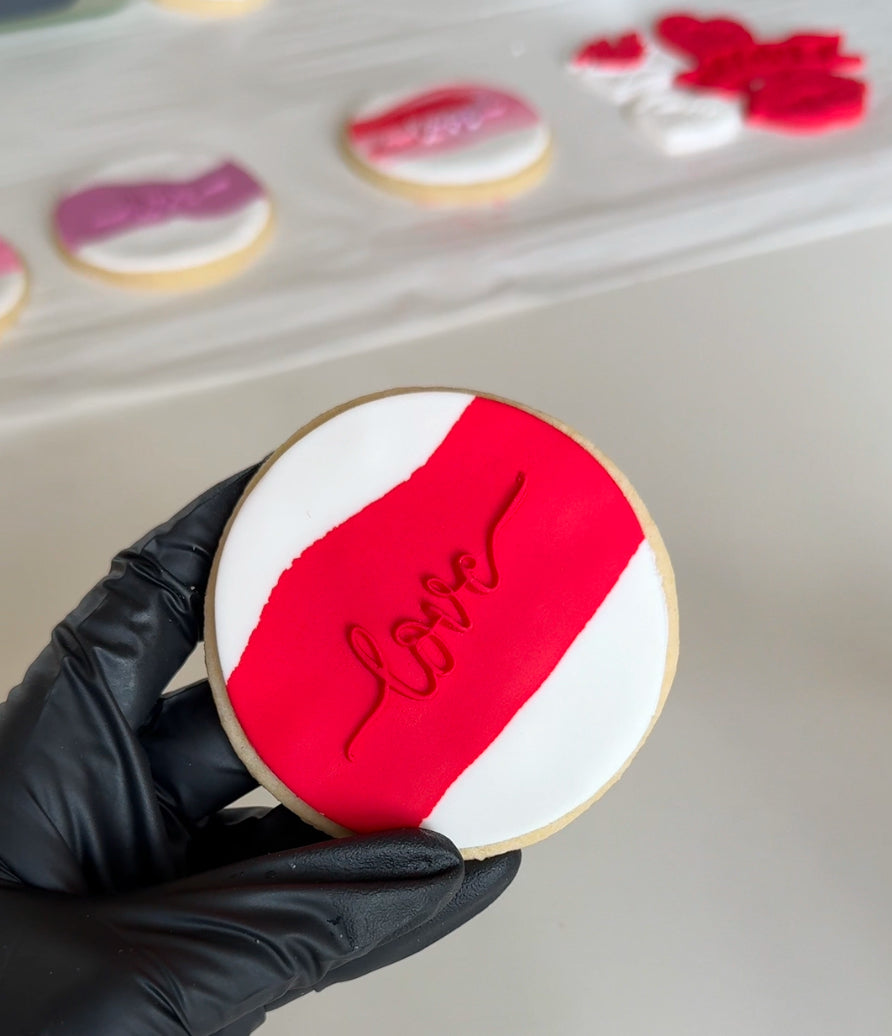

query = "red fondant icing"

[
  {"left": 345, "top": 471, "right": 528, "bottom": 761},
  {"left": 348, "top": 86, "right": 538, "bottom": 161},
  {"left": 226, "top": 397, "right": 645, "bottom": 833},
  {"left": 747, "top": 70, "right": 866, "bottom": 132},
  {"left": 574, "top": 33, "right": 647, "bottom": 69}
]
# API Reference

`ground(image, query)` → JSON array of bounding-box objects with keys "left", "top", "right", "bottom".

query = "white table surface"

[
  {"left": 2, "top": 221, "right": 891, "bottom": 1034},
  {"left": 3, "top": 0, "right": 891, "bottom": 432}
]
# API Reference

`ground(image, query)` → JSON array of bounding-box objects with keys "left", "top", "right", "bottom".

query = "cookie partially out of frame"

[
  {"left": 206, "top": 389, "right": 678, "bottom": 859},
  {"left": 0, "top": 237, "right": 28, "bottom": 342}
]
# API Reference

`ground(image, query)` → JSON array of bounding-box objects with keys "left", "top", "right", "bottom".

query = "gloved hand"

[{"left": 0, "top": 468, "right": 520, "bottom": 1036}]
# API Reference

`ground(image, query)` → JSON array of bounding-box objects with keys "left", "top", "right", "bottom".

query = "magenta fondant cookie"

[
  {"left": 0, "top": 238, "right": 28, "bottom": 340},
  {"left": 342, "top": 84, "right": 552, "bottom": 204},
  {"left": 53, "top": 154, "right": 273, "bottom": 291},
  {"left": 206, "top": 390, "right": 679, "bottom": 859}
]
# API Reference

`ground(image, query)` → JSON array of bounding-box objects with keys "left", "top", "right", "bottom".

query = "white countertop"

[{"left": 2, "top": 0, "right": 891, "bottom": 432}]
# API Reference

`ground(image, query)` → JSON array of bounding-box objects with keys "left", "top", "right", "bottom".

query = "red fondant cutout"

[
  {"left": 226, "top": 398, "right": 645, "bottom": 833},
  {"left": 747, "top": 70, "right": 866, "bottom": 132},
  {"left": 656, "top": 11, "right": 867, "bottom": 135},
  {"left": 776, "top": 34, "right": 863, "bottom": 72},
  {"left": 676, "top": 33, "right": 864, "bottom": 94},
  {"left": 574, "top": 32, "right": 646, "bottom": 69},
  {"left": 656, "top": 13, "right": 754, "bottom": 60}
]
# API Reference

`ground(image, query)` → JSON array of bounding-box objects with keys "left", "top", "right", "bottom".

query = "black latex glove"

[{"left": 0, "top": 468, "right": 520, "bottom": 1036}]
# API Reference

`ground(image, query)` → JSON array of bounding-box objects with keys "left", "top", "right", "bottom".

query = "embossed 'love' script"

[{"left": 344, "top": 472, "right": 528, "bottom": 761}]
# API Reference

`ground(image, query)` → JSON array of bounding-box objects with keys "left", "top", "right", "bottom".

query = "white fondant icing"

[
  {"left": 59, "top": 153, "right": 271, "bottom": 275},
  {"left": 0, "top": 270, "right": 26, "bottom": 320},
  {"left": 568, "top": 45, "right": 681, "bottom": 105},
  {"left": 422, "top": 541, "right": 669, "bottom": 847},
  {"left": 377, "top": 124, "right": 550, "bottom": 188},
  {"left": 213, "top": 391, "right": 474, "bottom": 679},
  {"left": 346, "top": 88, "right": 549, "bottom": 189},
  {"left": 625, "top": 89, "right": 744, "bottom": 155}
]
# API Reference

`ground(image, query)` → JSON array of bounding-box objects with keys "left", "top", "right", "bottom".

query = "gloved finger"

[
  {"left": 314, "top": 850, "right": 521, "bottom": 990},
  {"left": 0, "top": 469, "right": 257, "bottom": 894},
  {"left": 105, "top": 829, "right": 464, "bottom": 1036},
  {"left": 185, "top": 804, "right": 331, "bottom": 875},
  {"left": 189, "top": 812, "right": 519, "bottom": 1021},
  {"left": 141, "top": 680, "right": 257, "bottom": 826},
  {"left": 259, "top": 851, "right": 520, "bottom": 1018},
  {"left": 3, "top": 467, "right": 257, "bottom": 750},
  {"left": 212, "top": 1008, "right": 267, "bottom": 1036}
]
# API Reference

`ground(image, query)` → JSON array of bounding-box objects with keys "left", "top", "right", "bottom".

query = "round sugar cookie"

[
  {"left": 0, "top": 238, "right": 28, "bottom": 341},
  {"left": 342, "top": 84, "right": 552, "bottom": 204},
  {"left": 53, "top": 154, "right": 273, "bottom": 291},
  {"left": 152, "top": 0, "right": 267, "bottom": 16},
  {"left": 206, "top": 389, "right": 679, "bottom": 859}
]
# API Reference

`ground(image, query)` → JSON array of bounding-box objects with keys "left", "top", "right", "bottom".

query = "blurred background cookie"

[
  {"left": 0, "top": 237, "right": 28, "bottom": 341},
  {"left": 343, "top": 84, "right": 551, "bottom": 204},
  {"left": 151, "top": 0, "right": 268, "bottom": 17},
  {"left": 53, "top": 153, "right": 273, "bottom": 291}
]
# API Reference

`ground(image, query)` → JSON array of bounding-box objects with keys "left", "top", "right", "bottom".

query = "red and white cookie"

[
  {"left": 0, "top": 238, "right": 28, "bottom": 341},
  {"left": 207, "top": 390, "right": 678, "bottom": 859},
  {"left": 53, "top": 153, "right": 273, "bottom": 291},
  {"left": 342, "top": 84, "right": 552, "bottom": 204}
]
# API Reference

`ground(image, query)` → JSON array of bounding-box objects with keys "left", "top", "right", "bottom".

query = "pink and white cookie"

[
  {"left": 207, "top": 390, "right": 679, "bottom": 859},
  {"left": 0, "top": 238, "right": 28, "bottom": 341},
  {"left": 343, "top": 85, "right": 552, "bottom": 204},
  {"left": 53, "top": 154, "right": 273, "bottom": 291},
  {"left": 152, "top": 0, "right": 267, "bottom": 17}
]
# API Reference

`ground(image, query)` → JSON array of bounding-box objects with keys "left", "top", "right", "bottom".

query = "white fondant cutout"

[{"left": 626, "top": 89, "right": 744, "bottom": 155}]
